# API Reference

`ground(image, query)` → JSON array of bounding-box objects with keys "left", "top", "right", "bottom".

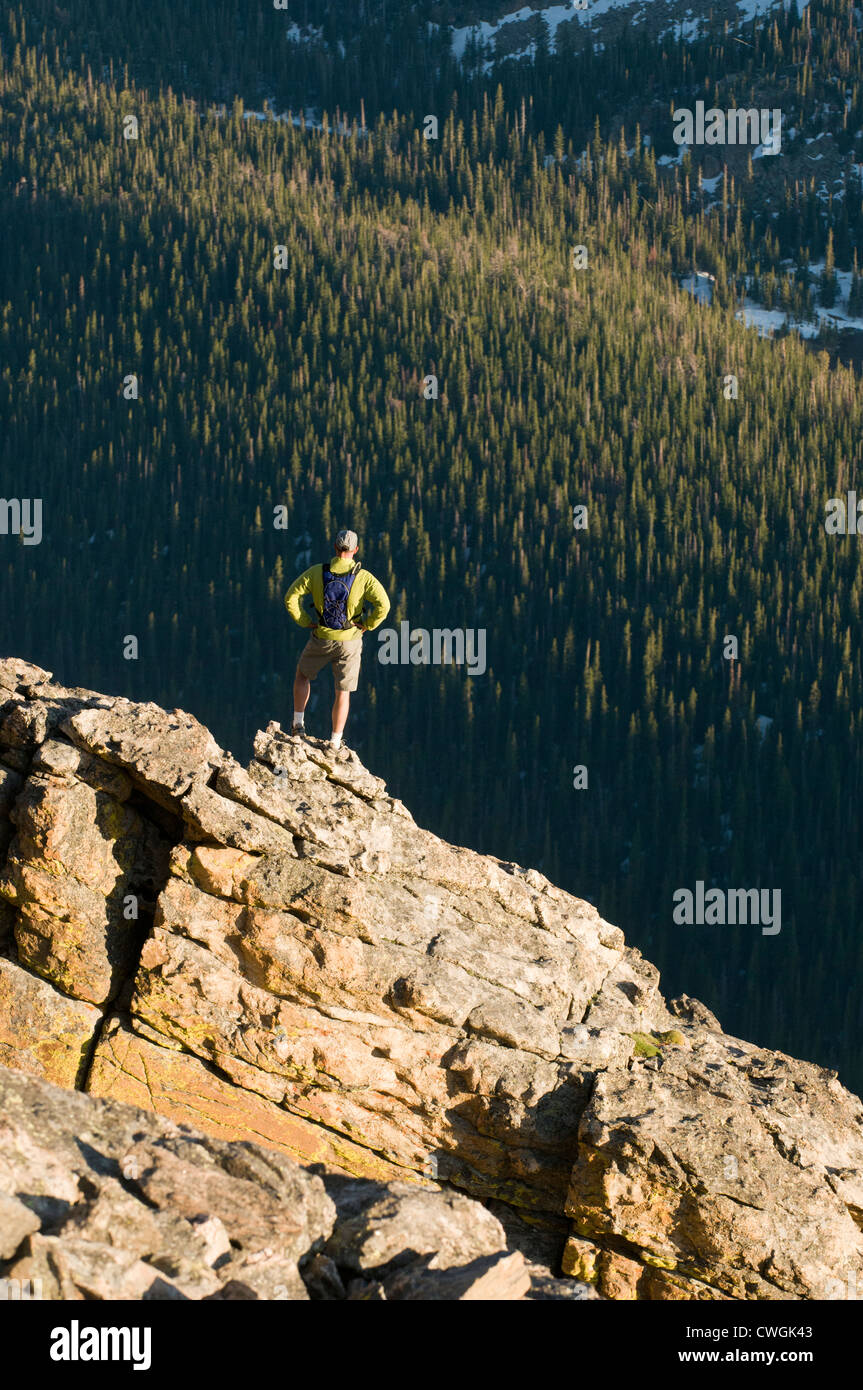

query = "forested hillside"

[{"left": 2, "top": 2, "right": 862, "bottom": 1090}]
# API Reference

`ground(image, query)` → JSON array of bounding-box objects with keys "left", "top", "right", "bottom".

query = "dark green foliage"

[{"left": 2, "top": 4, "right": 862, "bottom": 1093}]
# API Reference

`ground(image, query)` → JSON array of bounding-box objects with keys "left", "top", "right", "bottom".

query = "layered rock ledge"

[{"left": 1, "top": 657, "right": 861, "bottom": 1300}]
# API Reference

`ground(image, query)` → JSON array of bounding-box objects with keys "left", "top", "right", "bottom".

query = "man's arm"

[
  {"left": 355, "top": 571, "right": 391, "bottom": 631},
  {"left": 284, "top": 567, "right": 318, "bottom": 628}
]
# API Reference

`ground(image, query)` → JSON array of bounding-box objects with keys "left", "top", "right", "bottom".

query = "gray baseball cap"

[{"left": 334, "top": 529, "right": 359, "bottom": 551}]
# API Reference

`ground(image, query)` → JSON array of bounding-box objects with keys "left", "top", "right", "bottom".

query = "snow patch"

[
  {"left": 736, "top": 0, "right": 809, "bottom": 16},
  {"left": 681, "top": 270, "right": 715, "bottom": 304},
  {"left": 449, "top": 0, "right": 808, "bottom": 65},
  {"left": 658, "top": 144, "right": 689, "bottom": 166}
]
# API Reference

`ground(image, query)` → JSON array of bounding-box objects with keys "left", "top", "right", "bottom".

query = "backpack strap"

[{"left": 313, "top": 561, "right": 330, "bottom": 622}]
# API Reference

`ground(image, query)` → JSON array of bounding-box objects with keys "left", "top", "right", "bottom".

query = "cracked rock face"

[
  {"left": 565, "top": 1030, "right": 863, "bottom": 1300},
  {"left": 0, "top": 657, "right": 862, "bottom": 1300},
  {"left": 0, "top": 1064, "right": 558, "bottom": 1301},
  {"left": 1, "top": 768, "right": 169, "bottom": 1005}
]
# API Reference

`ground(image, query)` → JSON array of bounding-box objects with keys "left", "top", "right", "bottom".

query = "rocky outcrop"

[
  {"left": 563, "top": 1029, "right": 863, "bottom": 1300},
  {"left": 0, "top": 656, "right": 861, "bottom": 1301},
  {"left": 0, "top": 1065, "right": 547, "bottom": 1300},
  {"left": 3, "top": 763, "right": 168, "bottom": 1005},
  {"left": 0, "top": 957, "right": 101, "bottom": 1088}
]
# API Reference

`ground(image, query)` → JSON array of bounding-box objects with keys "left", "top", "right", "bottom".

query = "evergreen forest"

[{"left": 2, "top": 0, "right": 862, "bottom": 1090}]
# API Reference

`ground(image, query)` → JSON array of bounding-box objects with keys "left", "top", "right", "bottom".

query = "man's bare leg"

[
  {"left": 292, "top": 670, "right": 311, "bottom": 732},
  {"left": 331, "top": 690, "right": 350, "bottom": 747}
]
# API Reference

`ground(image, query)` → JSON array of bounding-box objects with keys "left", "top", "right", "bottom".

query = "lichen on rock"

[{"left": 0, "top": 658, "right": 861, "bottom": 1301}]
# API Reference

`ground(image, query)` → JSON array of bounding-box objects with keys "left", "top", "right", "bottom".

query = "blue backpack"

[{"left": 319, "top": 561, "right": 360, "bottom": 630}]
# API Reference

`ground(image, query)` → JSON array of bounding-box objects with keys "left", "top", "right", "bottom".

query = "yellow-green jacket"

[{"left": 284, "top": 556, "right": 391, "bottom": 641}]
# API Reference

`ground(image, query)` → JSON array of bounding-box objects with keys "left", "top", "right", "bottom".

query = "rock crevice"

[{"left": 1, "top": 658, "right": 862, "bottom": 1301}]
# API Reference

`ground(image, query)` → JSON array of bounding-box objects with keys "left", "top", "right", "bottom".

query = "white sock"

[
  {"left": 292, "top": 711, "right": 304, "bottom": 728},
  {"left": 330, "top": 731, "right": 343, "bottom": 748}
]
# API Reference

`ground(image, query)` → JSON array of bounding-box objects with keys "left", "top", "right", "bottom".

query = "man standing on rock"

[{"left": 284, "top": 528, "right": 391, "bottom": 748}]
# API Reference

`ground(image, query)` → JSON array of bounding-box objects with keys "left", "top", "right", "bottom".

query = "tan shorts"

[{"left": 297, "top": 634, "right": 363, "bottom": 692}]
